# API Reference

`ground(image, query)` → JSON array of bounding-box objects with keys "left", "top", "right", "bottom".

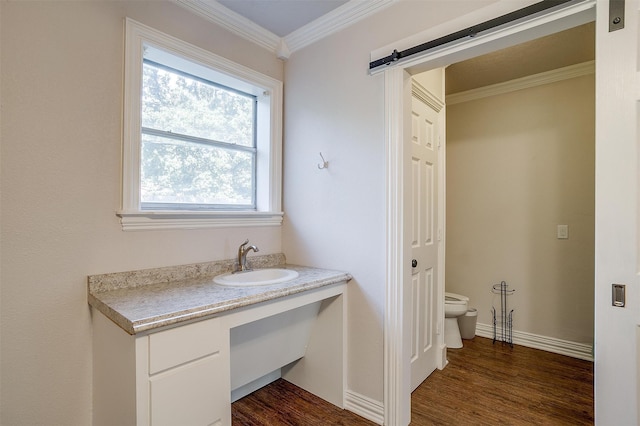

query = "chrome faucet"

[{"left": 236, "top": 239, "right": 259, "bottom": 272}]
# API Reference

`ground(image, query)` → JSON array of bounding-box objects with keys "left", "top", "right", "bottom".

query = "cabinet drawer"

[
  {"left": 149, "top": 318, "right": 221, "bottom": 374},
  {"left": 149, "top": 355, "right": 228, "bottom": 426}
]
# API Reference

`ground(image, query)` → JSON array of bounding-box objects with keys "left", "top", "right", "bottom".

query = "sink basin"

[{"left": 213, "top": 268, "right": 299, "bottom": 286}]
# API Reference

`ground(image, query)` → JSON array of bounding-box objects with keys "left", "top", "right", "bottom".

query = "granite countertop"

[{"left": 88, "top": 253, "right": 351, "bottom": 335}]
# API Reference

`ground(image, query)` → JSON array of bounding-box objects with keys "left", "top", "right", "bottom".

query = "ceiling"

[
  {"left": 446, "top": 22, "right": 595, "bottom": 94},
  {"left": 176, "top": 0, "right": 391, "bottom": 59},
  {"left": 217, "top": 0, "right": 349, "bottom": 37}
]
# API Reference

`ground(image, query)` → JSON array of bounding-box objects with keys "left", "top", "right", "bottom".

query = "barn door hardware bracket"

[{"left": 609, "top": 0, "right": 625, "bottom": 32}]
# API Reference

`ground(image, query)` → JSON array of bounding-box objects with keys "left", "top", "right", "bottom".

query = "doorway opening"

[
  {"left": 410, "top": 16, "right": 595, "bottom": 406},
  {"left": 437, "top": 21, "right": 595, "bottom": 356},
  {"left": 380, "top": 1, "right": 599, "bottom": 424}
]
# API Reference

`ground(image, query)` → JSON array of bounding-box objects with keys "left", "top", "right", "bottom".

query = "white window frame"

[{"left": 118, "top": 18, "right": 283, "bottom": 231}]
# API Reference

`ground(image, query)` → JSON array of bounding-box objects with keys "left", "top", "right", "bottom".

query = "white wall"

[
  {"left": 282, "top": 0, "right": 494, "bottom": 405},
  {"left": 4, "top": 1, "right": 624, "bottom": 423},
  {"left": 0, "top": 2, "right": 283, "bottom": 424},
  {"left": 446, "top": 73, "right": 595, "bottom": 344}
]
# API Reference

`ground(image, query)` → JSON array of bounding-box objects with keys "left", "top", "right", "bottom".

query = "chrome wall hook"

[{"left": 317, "top": 152, "right": 329, "bottom": 169}]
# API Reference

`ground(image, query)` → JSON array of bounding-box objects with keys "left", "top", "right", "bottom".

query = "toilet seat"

[{"left": 445, "top": 292, "right": 469, "bottom": 304}]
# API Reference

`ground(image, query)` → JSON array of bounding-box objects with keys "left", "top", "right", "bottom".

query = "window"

[
  {"left": 119, "top": 19, "right": 283, "bottom": 230},
  {"left": 141, "top": 59, "right": 257, "bottom": 209}
]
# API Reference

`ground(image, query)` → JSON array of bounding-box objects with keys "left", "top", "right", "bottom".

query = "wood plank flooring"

[
  {"left": 231, "top": 337, "right": 594, "bottom": 425},
  {"left": 231, "top": 379, "right": 374, "bottom": 425},
  {"left": 412, "top": 337, "right": 594, "bottom": 425}
]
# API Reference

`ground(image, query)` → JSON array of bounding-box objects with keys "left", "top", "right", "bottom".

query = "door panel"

[
  {"left": 593, "top": 1, "right": 638, "bottom": 423},
  {"left": 410, "top": 92, "right": 441, "bottom": 392}
]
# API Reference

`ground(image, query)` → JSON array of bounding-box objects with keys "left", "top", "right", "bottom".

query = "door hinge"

[{"left": 437, "top": 228, "right": 442, "bottom": 241}]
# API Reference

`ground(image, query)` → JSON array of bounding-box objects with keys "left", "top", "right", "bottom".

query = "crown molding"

[
  {"left": 447, "top": 60, "right": 595, "bottom": 105},
  {"left": 175, "top": 0, "right": 394, "bottom": 60},
  {"left": 412, "top": 80, "right": 444, "bottom": 112},
  {"left": 174, "top": 0, "right": 281, "bottom": 53},
  {"left": 284, "top": 0, "right": 394, "bottom": 53}
]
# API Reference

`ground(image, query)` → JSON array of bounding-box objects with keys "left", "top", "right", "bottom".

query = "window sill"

[{"left": 116, "top": 210, "right": 284, "bottom": 231}]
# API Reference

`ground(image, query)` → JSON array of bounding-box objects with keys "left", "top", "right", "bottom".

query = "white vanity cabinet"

[
  {"left": 92, "top": 314, "right": 231, "bottom": 426},
  {"left": 89, "top": 259, "right": 350, "bottom": 426}
]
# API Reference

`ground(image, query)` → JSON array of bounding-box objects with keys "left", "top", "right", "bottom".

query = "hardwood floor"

[
  {"left": 231, "top": 337, "right": 594, "bottom": 425},
  {"left": 412, "top": 337, "right": 594, "bottom": 425},
  {"left": 231, "top": 379, "right": 374, "bottom": 425}
]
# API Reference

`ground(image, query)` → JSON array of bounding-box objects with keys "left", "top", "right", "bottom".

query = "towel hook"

[{"left": 317, "top": 152, "right": 329, "bottom": 169}]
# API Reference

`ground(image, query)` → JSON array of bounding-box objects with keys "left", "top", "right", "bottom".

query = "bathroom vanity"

[{"left": 88, "top": 254, "right": 350, "bottom": 426}]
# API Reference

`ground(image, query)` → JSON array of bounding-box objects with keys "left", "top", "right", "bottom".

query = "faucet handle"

[{"left": 240, "top": 239, "right": 249, "bottom": 247}]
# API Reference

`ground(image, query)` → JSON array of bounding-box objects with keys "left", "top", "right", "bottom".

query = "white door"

[
  {"left": 409, "top": 87, "right": 442, "bottom": 392},
  {"left": 593, "top": 1, "right": 638, "bottom": 423}
]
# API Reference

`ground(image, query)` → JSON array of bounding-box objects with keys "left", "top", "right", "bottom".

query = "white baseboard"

[
  {"left": 475, "top": 323, "right": 594, "bottom": 361},
  {"left": 344, "top": 390, "right": 384, "bottom": 425}
]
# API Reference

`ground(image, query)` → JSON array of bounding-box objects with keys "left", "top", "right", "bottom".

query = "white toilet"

[{"left": 444, "top": 292, "right": 469, "bottom": 349}]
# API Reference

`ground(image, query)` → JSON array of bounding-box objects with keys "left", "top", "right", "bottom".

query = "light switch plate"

[{"left": 557, "top": 225, "right": 569, "bottom": 239}]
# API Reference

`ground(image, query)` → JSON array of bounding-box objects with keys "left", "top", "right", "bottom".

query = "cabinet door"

[
  {"left": 147, "top": 318, "right": 230, "bottom": 426},
  {"left": 149, "top": 353, "right": 229, "bottom": 426}
]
